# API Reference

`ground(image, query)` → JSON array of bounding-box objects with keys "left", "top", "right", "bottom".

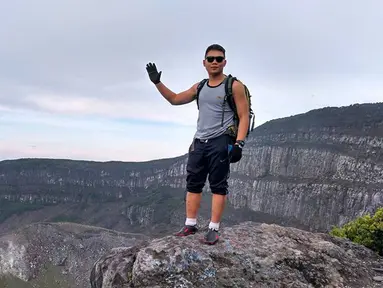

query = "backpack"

[{"left": 195, "top": 74, "right": 255, "bottom": 139}]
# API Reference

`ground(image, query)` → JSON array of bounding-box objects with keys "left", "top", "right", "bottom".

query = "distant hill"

[{"left": 254, "top": 102, "right": 383, "bottom": 136}]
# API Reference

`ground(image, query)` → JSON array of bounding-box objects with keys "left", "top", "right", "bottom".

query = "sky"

[{"left": 1, "top": 0, "right": 382, "bottom": 162}]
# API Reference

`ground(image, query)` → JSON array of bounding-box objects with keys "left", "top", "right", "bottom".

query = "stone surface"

[
  {"left": 90, "top": 221, "right": 383, "bottom": 288},
  {"left": 0, "top": 222, "right": 148, "bottom": 287}
]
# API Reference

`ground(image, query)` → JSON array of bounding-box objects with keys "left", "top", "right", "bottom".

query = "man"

[{"left": 146, "top": 44, "right": 249, "bottom": 245}]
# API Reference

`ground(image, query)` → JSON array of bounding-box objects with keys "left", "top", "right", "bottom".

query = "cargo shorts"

[{"left": 186, "top": 133, "right": 234, "bottom": 195}]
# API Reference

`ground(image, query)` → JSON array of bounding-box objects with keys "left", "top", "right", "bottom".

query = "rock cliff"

[
  {"left": 90, "top": 221, "right": 383, "bottom": 288},
  {"left": 0, "top": 103, "right": 382, "bottom": 235},
  {"left": 229, "top": 103, "right": 383, "bottom": 231}
]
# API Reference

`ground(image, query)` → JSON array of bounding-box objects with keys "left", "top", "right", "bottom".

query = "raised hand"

[{"left": 146, "top": 62, "right": 162, "bottom": 84}]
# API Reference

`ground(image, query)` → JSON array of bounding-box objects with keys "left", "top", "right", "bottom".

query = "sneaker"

[
  {"left": 201, "top": 228, "right": 219, "bottom": 245},
  {"left": 175, "top": 225, "right": 198, "bottom": 236}
]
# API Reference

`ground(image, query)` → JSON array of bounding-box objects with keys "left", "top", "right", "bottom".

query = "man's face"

[{"left": 203, "top": 50, "right": 226, "bottom": 75}]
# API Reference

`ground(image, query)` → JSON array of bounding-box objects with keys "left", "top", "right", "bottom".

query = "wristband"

[{"left": 235, "top": 140, "right": 245, "bottom": 148}]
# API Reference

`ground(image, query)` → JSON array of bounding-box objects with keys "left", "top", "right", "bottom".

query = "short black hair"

[{"left": 205, "top": 44, "right": 226, "bottom": 58}]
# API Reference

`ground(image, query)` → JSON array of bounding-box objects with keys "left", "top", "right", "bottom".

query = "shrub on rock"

[{"left": 330, "top": 207, "right": 383, "bottom": 255}]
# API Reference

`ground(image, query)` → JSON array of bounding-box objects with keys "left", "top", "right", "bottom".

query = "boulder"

[
  {"left": 90, "top": 221, "right": 383, "bottom": 288},
  {"left": 0, "top": 222, "right": 147, "bottom": 287}
]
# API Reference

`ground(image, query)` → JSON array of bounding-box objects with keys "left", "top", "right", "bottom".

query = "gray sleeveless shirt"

[{"left": 194, "top": 79, "right": 235, "bottom": 140}]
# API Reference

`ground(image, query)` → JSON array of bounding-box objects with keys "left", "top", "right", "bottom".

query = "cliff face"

[
  {"left": 230, "top": 134, "right": 383, "bottom": 231},
  {"left": 230, "top": 103, "right": 383, "bottom": 231},
  {"left": 0, "top": 158, "right": 304, "bottom": 236},
  {"left": 0, "top": 103, "right": 382, "bottom": 234}
]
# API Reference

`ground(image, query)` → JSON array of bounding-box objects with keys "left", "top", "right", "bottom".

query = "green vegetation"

[{"left": 330, "top": 207, "right": 383, "bottom": 255}]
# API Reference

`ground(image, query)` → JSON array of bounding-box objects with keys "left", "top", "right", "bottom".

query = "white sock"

[
  {"left": 185, "top": 218, "right": 197, "bottom": 226},
  {"left": 209, "top": 222, "right": 220, "bottom": 231}
]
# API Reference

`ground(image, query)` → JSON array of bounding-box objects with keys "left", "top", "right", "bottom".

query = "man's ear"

[{"left": 203, "top": 59, "right": 206, "bottom": 67}]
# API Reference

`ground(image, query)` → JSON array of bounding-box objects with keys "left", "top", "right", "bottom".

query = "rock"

[
  {"left": 90, "top": 221, "right": 383, "bottom": 288},
  {"left": 0, "top": 222, "right": 148, "bottom": 287}
]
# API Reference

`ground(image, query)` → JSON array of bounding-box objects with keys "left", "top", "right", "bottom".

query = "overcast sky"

[{"left": 1, "top": 0, "right": 382, "bottom": 162}]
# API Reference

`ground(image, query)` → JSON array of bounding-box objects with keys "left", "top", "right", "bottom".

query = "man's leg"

[
  {"left": 210, "top": 193, "right": 227, "bottom": 227},
  {"left": 202, "top": 135, "right": 231, "bottom": 244},
  {"left": 175, "top": 139, "right": 208, "bottom": 236},
  {"left": 186, "top": 191, "right": 202, "bottom": 220}
]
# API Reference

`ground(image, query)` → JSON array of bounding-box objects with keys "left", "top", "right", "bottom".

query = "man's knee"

[
  {"left": 186, "top": 185, "right": 204, "bottom": 194},
  {"left": 211, "top": 187, "right": 229, "bottom": 196},
  {"left": 186, "top": 173, "right": 206, "bottom": 193},
  {"left": 208, "top": 161, "right": 230, "bottom": 196}
]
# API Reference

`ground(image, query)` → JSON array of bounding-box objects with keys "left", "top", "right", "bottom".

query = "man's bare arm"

[
  {"left": 232, "top": 81, "right": 250, "bottom": 141},
  {"left": 155, "top": 82, "right": 199, "bottom": 105}
]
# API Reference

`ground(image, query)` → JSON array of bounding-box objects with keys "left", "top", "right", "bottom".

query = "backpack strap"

[
  {"left": 195, "top": 79, "right": 208, "bottom": 109},
  {"left": 223, "top": 75, "right": 255, "bottom": 139},
  {"left": 247, "top": 84, "right": 256, "bottom": 133},
  {"left": 221, "top": 74, "right": 237, "bottom": 127},
  {"left": 224, "top": 74, "right": 237, "bottom": 115}
]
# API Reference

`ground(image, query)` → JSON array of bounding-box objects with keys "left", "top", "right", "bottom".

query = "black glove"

[
  {"left": 229, "top": 144, "right": 242, "bottom": 163},
  {"left": 146, "top": 62, "right": 162, "bottom": 84}
]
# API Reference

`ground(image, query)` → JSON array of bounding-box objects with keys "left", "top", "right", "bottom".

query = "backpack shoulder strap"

[
  {"left": 195, "top": 79, "right": 208, "bottom": 109},
  {"left": 224, "top": 74, "right": 237, "bottom": 114},
  {"left": 223, "top": 74, "right": 256, "bottom": 137}
]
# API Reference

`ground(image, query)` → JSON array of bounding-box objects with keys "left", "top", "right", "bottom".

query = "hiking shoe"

[
  {"left": 175, "top": 225, "right": 198, "bottom": 236},
  {"left": 201, "top": 228, "right": 219, "bottom": 245}
]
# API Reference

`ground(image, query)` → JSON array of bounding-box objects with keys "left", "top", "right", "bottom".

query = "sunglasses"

[{"left": 206, "top": 56, "right": 225, "bottom": 63}]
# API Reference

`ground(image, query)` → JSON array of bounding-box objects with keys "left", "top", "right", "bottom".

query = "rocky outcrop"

[
  {"left": 0, "top": 222, "right": 148, "bottom": 287},
  {"left": 0, "top": 103, "right": 382, "bottom": 234},
  {"left": 90, "top": 221, "right": 383, "bottom": 288}
]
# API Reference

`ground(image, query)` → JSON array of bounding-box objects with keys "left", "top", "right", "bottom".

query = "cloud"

[
  {"left": 1, "top": 80, "right": 200, "bottom": 127},
  {"left": 1, "top": 0, "right": 383, "bottom": 161},
  {"left": 0, "top": 107, "right": 196, "bottom": 161}
]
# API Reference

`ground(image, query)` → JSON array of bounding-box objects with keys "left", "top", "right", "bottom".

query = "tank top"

[{"left": 194, "top": 78, "right": 235, "bottom": 140}]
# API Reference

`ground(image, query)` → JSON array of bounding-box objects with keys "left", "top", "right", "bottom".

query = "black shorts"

[{"left": 186, "top": 134, "right": 234, "bottom": 195}]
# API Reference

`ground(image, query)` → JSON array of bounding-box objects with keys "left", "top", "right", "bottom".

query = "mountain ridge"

[
  {"left": 3, "top": 102, "right": 382, "bottom": 164},
  {"left": 0, "top": 102, "right": 382, "bottom": 237}
]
